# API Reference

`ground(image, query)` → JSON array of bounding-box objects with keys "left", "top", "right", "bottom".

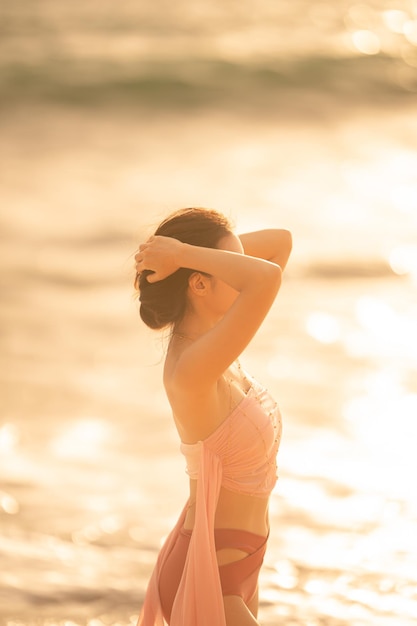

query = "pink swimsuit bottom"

[{"left": 159, "top": 526, "right": 268, "bottom": 624}]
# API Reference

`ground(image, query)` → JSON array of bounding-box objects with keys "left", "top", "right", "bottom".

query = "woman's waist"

[{"left": 184, "top": 483, "right": 270, "bottom": 536}]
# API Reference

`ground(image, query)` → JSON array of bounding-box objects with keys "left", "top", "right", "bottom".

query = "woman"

[{"left": 134, "top": 208, "right": 292, "bottom": 626}]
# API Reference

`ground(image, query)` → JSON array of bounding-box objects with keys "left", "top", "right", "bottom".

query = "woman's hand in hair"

[{"left": 135, "top": 235, "right": 183, "bottom": 283}]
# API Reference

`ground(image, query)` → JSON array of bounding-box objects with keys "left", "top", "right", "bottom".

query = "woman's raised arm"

[
  {"left": 136, "top": 234, "right": 282, "bottom": 386},
  {"left": 239, "top": 229, "right": 292, "bottom": 270}
]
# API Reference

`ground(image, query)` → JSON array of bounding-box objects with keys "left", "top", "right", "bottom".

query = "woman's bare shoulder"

[{"left": 163, "top": 347, "right": 224, "bottom": 442}]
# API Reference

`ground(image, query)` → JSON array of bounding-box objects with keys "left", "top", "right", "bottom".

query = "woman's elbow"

[
  {"left": 280, "top": 229, "right": 293, "bottom": 256},
  {"left": 274, "top": 229, "right": 292, "bottom": 270},
  {"left": 265, "top": 261, "right": 282, "bottom": 293}
]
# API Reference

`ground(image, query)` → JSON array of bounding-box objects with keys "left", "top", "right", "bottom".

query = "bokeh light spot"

[
  {"left": 382, "top": 10, "right": 409, "bottom": 34},
  {"left": 390, "top": 183, "right": 417, "bottom": 213},
  {"left": 352, "top": 30, "right": 381, "bottom": 55},
  {"left": 272, "top": 558, "right": 299, "bottom": 590},
  {"left": 389, "top": 245, "right": 417, "bottom": 277},
  {"left": 306, "top": 312, "right": 341, "bottom": 344},
  {"left": 51, "top": 418, "right": 111, "bottom": 459},
  {"left": 355, "top": 296, "right": 394, "bottom": 331},
  {"left": 0, "top": 492, "right": 20, "bottom": 514},
  {"left": 404, "top": 20, "right": 417, "bottom": 45},
  {"left": 0, "top": 423, "right": 19, "bottom": 453}
]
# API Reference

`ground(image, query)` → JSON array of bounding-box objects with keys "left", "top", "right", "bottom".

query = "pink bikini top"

[{"left": 180, "top": 377, "right": 282, "bottom": 497}]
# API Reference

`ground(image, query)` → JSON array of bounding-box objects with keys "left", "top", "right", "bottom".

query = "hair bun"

[
  {"left": 138, "top": 271, "right": 188, "bottom": 330},
  {"left": 139, "top": 300, "right": 164, "bottom": 330}
]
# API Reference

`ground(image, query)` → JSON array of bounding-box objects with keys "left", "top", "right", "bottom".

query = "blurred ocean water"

[
  {"left": 1, "top": 0, "right": 417, "bottom": 107},
  {"left": 1, "top": 1, "right": 417, "bottom": 625}
]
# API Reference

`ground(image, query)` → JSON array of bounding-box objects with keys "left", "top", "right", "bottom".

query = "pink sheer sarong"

[{"left": 137, "top": 443, "right": 225, "bottom": 625}]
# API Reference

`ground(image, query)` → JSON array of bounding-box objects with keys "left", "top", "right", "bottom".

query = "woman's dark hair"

[{"left": 135, "top": 207, "right": 233, "bottom": 330}]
